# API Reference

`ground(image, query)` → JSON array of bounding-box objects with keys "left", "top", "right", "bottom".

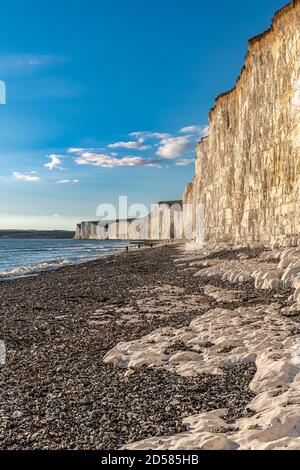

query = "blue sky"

[{"left": 0, "top": 0, "right": 287, "bottom": 230}]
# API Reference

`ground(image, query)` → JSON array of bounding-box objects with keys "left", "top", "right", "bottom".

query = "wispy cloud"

[
  {"left": 0, "top": 54, "right": 66, "bottom": 73},
  {"left": 75, "top": 152, "right": 160, "bottom": 168},
  {"left": 130, "top": 131, "right": 170, "bottom": 140},
  {"left": 12, "top": 171, "right": 40, "bottom": 182},
  {"left": 67, "top": 147, "right": 107, "bottom": 155},
  {"left": 179, "top": 125, "right": 209, "bottom": 135},
  {"left": 129, "top": 127, "right": 208, "bottom": 160},
  {"left": 65, "top": 124, "right": 207, "bottom": 172},
  {"left": 57, "top": 179, "right": 79, "bottom": 184},
  {"left": 108, "top": 140, "right": 151, "bottom": 151},
  {"left": 175, "top": 159, "right": 194, "bottom": 167},
  {"left": 68, "top": 148, "right": 87, "bottom": 154},
  {"left": 156, "top": 136, "right": 192, "bottom": 159},
  {"left": 45, "top": 154, "right": 63, "bottom": 170}
]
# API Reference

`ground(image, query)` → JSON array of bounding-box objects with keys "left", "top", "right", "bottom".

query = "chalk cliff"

[
  {"left": 75, "top": 201, "right": 183, "bottom": 240},
  {"left": 184, "top": 0, "right": 300, "bottom": 245},
  {"left": 74, "top": 221, "right": 109, "bottom": 240}
]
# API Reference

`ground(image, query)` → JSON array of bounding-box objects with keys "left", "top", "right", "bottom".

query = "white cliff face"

[
  {"left": 74, "top": 202, "right": 183, "bottom": 240},
  {"left": 184, "top": 1, "right": 300, "bottom": 246},
  {"left": 74, "top": 222, "right": 109, "bottom": 240}
]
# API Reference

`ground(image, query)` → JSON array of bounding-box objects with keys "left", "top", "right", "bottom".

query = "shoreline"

[
  {"left": 0, "top": 240, "right": 141, "bottom": 283},
  {"left": 0, "top": 239, "right": 179, "bottom": 283},
  {"left": 0, "top": 243, "right": 299, "bottom": 450}
]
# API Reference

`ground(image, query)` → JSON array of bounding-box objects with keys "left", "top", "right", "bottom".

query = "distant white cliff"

[{"left": 75, "top": 201, "right": 183, "bottom": 241}]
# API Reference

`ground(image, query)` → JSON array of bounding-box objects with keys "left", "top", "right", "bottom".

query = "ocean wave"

[
  {"left": 0, "top": 257, "right": 70, "bottom": 279},
  {"left": 0, "top": 240, "right": 131, "bottom": 280}
]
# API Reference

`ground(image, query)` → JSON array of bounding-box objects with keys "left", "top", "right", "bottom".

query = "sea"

[{"left": 0, "top": 238, "right": 130, "bottom": 280}]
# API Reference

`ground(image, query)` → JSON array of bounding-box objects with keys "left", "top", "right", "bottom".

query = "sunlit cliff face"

[
  {"left": 183, "top": 2, "right": 300, "bottom": 245},
  {"left": 293, "top": 79, "right": 300, "bottom": 107},
  {"left": 293, "top": 75, "right": 300, "bottom": 148}
]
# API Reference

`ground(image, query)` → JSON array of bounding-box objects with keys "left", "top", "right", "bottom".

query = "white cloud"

[
  {"left": 66, "top": 126, "right": 207, "bottom": 170},
  {"left": 67, "top": 148, "right": 86, "bottom": 154},
  {"left": 128, "top": 130, "right": 207, "bottom": 159},
  {"left": 130, "top": 131, "right": 170, "bottom": 140},
  {"left": 156, "top": 136, "right": 192, "bottom": 159},
  {"left": 12, "top": 171, "right": 40, "bottom": 182},
  {"left": 108, "top": 140, "right": 151, "bottom": 151},
  {"left": 75, "top": 152, "right": 160, "bottom": 168},
  {"left": 57, "top": 179, "right": 80, "bottom": 184},
  {"left": 175, "top": 159, "right": 194, "bottom": 167},
  {"left": 45, "top": 154, "right": 63, "bottom": 170},
  {"left": 180, "top": 125, "right": 209, "bottom": 135}
]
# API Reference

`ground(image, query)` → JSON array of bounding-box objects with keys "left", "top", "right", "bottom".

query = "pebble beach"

[{"left": 0, "top": 243, "right": 300, "bottom": 450}]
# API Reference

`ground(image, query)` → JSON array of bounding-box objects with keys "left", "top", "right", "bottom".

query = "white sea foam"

[
  {"left": 0, "top": 239, "right": 130, "bottom": 280},
  {"left": 0, "top": 257, "right": 70, "bottom": 278}
]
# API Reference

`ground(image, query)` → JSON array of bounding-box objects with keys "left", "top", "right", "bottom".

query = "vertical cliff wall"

[
  {"left": 74, "top": 202, "right": 183, "bottom": 240},
  {"left": 184, "top": 0, "right": 300, "bottom": 245},
  {"left": 74, "top": 221, "right": 109, "bottom": 240}
]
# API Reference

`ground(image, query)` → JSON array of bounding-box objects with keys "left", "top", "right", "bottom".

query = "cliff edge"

[{"left": 184, "top": 0, "right": 300, "bottom": 245}]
